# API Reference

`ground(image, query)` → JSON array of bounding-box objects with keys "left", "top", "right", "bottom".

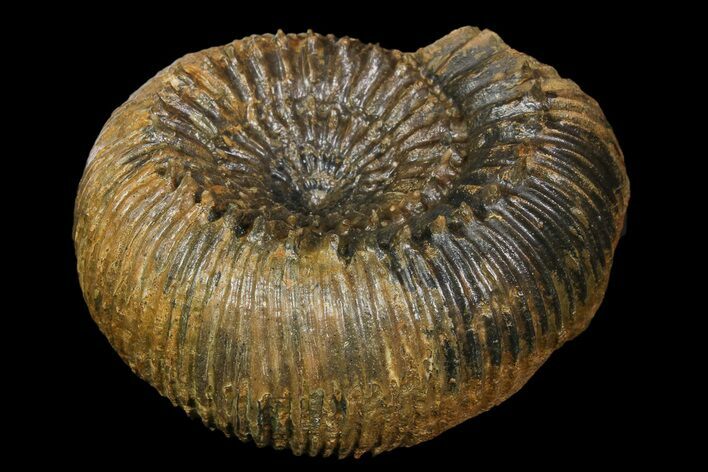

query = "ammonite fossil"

[{"left": 74, "top": 27, "right": 629, "bottom": 457}]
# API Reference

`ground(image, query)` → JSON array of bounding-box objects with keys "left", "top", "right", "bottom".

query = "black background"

[{"left": 40, "top": 4, "right": 655, "bottom": 468}]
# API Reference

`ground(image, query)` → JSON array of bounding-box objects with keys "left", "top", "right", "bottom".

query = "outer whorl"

[{"left": 74, "top": 27, "right": 629, "bottom": 457}]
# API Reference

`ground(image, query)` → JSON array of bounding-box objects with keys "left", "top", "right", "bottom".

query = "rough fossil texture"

[{"left": 74, "top": 27, "right": 630, "bottom": 457}]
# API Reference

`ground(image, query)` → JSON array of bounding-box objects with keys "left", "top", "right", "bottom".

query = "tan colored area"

[{"left": 74, "top": 27, "right": 629, "bottom": 457}]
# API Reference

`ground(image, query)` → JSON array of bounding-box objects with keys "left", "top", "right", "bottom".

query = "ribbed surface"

[{"left": 74, "top": 28, "right": 629, "bottom": 458}]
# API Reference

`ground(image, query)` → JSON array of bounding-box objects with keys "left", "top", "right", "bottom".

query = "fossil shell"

[{"left": 74, "top": 27, "right": 629, "bottom": 457}]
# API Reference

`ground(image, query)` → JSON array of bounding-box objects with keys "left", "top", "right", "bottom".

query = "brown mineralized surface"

[{"left": 74, "top": 27, "right": 629, "bottom": 457}]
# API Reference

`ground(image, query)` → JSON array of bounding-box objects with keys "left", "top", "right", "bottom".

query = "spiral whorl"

[{"left": 74, "top": 27, "right": 629, "bottom": 457}]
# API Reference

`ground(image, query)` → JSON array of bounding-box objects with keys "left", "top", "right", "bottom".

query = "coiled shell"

[{"left": 74, "top": 27, "right": 629, "bottom": 457}]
